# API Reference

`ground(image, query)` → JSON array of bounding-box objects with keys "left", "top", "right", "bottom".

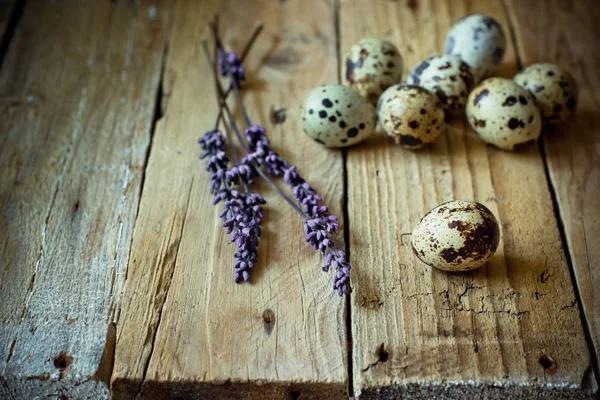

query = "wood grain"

[
  {"left": 0, "top": 1, "right": 170, "bottom": 398},
  {"left": 111, "top": 1, "right": 348, "bottom": 399},
  {"left": 341, "top": 0, "right": 595, "bottom": 398},
  {"left": 505, "top": 0, "right": 600, "bottom": 375}
]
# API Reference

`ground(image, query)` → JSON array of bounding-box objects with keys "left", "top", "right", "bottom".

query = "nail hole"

[
  {"left": 72, "top": 201, "right": 79, "bottom": 212},
  {"left": 262, "top": 309, "right": 275, "bottom": 335},
  {"left": 53, "top": 352, "right": 73, "bottom": 370},
  {"left": 270, "top": 107, "right": 287, "bottom": 124},
  {"left": 376, "top": 343, "right": 389, "bottom": 363},
  {"left": 289, "top": 390, "right": 301, "bottom": 399},
  {"left": 539, "top": 354, "right": 557, "bottom": 374}
]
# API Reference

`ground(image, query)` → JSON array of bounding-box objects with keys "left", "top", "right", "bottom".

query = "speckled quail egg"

[
  {"left": 466, "top": 78, "right": 541, "bottom": 151},
  {"left": 406, "top": 54, "right": 475, "bottom": 114},
  {"left": 377, "top": 84, "right": 445, "bottom": 149},
  {"left": 301, "top": 85, "right": 377, "bottom": 148},
  {"left": 514, "top": 63, "right": 578, "bottom": 124},
  {"left": 412, "top": 200, "right": 500, "bottom": 272},
  {"left": 444, "top": 14, "right": 506, "bottom": 83},
  {"left": 344, "top": 37, "right": 404, "bottom": 105}
]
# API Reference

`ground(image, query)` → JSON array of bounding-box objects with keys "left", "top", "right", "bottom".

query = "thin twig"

[
  {"left": 239, "top": 23, "right": 264, "bottom": 60},
  {"left": 232, "top": 82, "right": 252, "bottom": 127}
]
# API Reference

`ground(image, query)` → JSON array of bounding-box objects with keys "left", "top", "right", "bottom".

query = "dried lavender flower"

[
  {"left": 218, "top": 51, "right": 245, "bottom": 85},
  {"left": 199, "top": 129, "right": 265, "bottom": 283}
]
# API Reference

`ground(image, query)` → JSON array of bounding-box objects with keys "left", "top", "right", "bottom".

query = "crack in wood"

[
  {"left": 503, "top": 0, "right": 600, "bottom": 387},
  {"left": 134, "top": 177, "right": 195, "bottom": 400},
  {"left": 361, "top": 343, "right": 388, "bottom": 373},
  {"left": 108, "top": 165, "right": 132, "bottom": 324},
  {"left": 5, "top": 149, "right": 63, "bottom": 368}
]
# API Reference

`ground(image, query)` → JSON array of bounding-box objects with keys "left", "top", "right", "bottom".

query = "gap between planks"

[
  {"left": 114, "top": 17, "right": 173, "bottom": 398},
  {"left": 501, "top": 0, "right": 600, "bottom": 388},
  {"left": 333, "top": 0, "right": 356, "bottom": 397}
]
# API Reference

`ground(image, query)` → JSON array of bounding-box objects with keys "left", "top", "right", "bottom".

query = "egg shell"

[
  {"left": 466, "top": 78, "right": 542, "bottom": 151},
  {"left": 406, "top": 54, "right": 475, "bottom": 114},
  {"left": 411, "top": 200, "right": 500, "bottom": 272},
  {"left": 377, "top": 84, "right": 445, "bottom": 149},
  {"left": 301, "top": 85, "right": 377, "bottom": 148},
  {"left": 514, "top": 63, "right": 578, "bottom": 124},
  {"left": 444, "top": 14, "right": 506, "bottom": 82},
  {"left": 344, "top": 37, "right": 404, "bottom": 105}
]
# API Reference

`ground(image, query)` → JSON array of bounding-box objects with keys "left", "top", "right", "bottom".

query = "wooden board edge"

[
  {"left": 112, "top": 378, "right": 347, "bottom": 400},
  {"left": 357, "top": 378, "right": 596, "bottom": 400}
]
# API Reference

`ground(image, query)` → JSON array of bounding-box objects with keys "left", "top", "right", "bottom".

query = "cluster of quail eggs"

[{"left": 298, "top": 14, "right": 579, "bottom": 272}]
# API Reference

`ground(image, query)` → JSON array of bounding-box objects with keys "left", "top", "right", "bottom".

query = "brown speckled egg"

[
  {"left": 411, "top": 200, "right": 500, "bottom": 272},
  {"left": 301, "top": 85, "right": 377, "bottom": 148},
  {"left": 377, "top": 84, "right": 445, "bottom": 149},
  {"left": 444, "top": 14, "right": 506, "bottom": 82},
  {"left": 514, "top": 63, "right": 578, "bottom": 124},
  {"left": 466, "top": 78, "right": 542, "bottom": 151},
  {"left": 344, "top": 37, "right": 404, "bottom": 105},
  {"left": 406, "top": 54, "right": 475, "bottom": 114}
]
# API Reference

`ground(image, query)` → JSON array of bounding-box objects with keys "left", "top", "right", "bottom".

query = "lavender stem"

[
  {"left": 202, "top": 42, "right": 308, "bottom": 219},
  {"left": 221, "top": 112, "right": 249, "bottom": 193},
  {"left": 232, "top": 82, "right": 252, "bottom": 127}
]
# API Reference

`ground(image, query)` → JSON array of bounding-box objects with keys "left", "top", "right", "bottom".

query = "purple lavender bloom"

[
  {"left": 231, "top": 192, "right": 265, "bottom": 282},
  {"left": 199, "top": 129, "right": 265, "bottom": 284},
  {"left": 218, "top": 51, "right": 245, "bottom": 85},
  {"left": 244, "top": 124, "right": 290, "bottom": 176},
  {"left": 323, "top": 250, "right": 352, "bottom": 296},
  {"left": 199, "top": 130, "right": 230, "bottom": 193}
]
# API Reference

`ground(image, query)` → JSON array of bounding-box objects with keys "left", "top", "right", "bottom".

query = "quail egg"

[
  {"left": 514, "top": 63, "right": 578, "bottom": 124},
  {"left": 466, "top": 78, "right": 541, "bottom": 151},
  {"left": 344, "top": 37, "right": 404, "bottom": 105},
  {"left": 412, "top": 200, "right": 500, "bottom": 272},
  {"left": 377, "top": 84, "right": 445, "bottom": 149},
  {"left": 444, "top": 14, "right": 506, "bottom": 82},
  {"left": 406, "top": 54, "right": 475, "bottom": 114},
  {"left": 301, "top": 85, "right": 377, "bottom": 148}
]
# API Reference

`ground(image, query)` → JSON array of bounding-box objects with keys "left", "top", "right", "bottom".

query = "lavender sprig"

[
  {"left": 221, "top": 55, "right": 352, "bottom": 295},
  {"left": 199, "top": 128, "right": 265, "bottom": 283},
  {"left": 225, "top": 190, "right": 265, "bottom": 282}
]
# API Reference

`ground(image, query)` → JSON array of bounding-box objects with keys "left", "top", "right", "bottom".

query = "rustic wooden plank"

[
  {"left": 342, "top": 0, "right": 595, "bottom": 398},
  {"left": 111, "top": 1, "right": 347, "bottom": 399},
  {"left": 0, "top": 1, "right": 171, "bottom": 398},
  {"left": 505, "top": 0, "right": 600, "bottom": 375}
]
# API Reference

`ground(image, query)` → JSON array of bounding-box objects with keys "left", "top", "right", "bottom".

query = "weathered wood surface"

[
  {"left": 505, "top": 0, "right": 600, "bottom": 374},
  {"left": 0, "top": 1, "right": 170, "bottom": 398},
  {"left": 111, "top": 1, "right": 348, "bottom": 399},
  {"left": 1, "top": 0, "right": 598, "bottom": 399},
  {"left": 342, "top": 0, "right": 595, "bottom": 398}
]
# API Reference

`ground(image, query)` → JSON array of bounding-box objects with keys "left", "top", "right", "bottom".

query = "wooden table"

[{"left": 0, "top": 0, "right": 598, "bottom": 399}]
